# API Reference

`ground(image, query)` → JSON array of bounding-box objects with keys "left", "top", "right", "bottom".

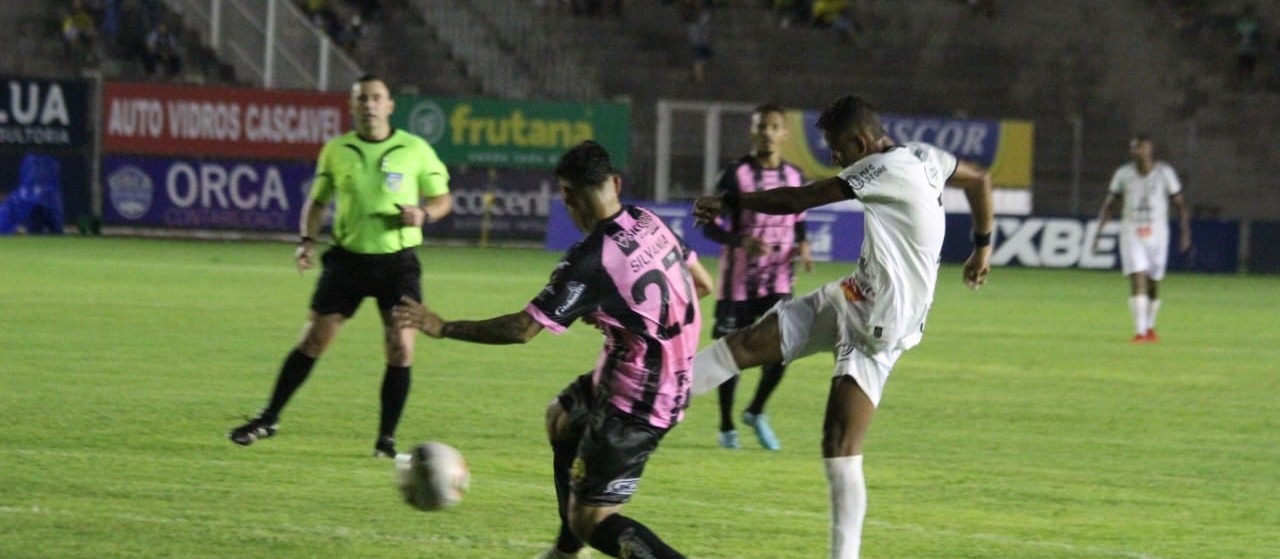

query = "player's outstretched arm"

[
  {"left": 393, "top": 296, "right": 543, "bottom": 344},
  {"left": 693, "top": 177, "right": 848, "bottom": 223},
  {"left": 948, "top": 160, "right": 994, "bottom": 290}
]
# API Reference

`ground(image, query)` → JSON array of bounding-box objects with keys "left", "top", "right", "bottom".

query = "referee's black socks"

[{"left": 263, "top": 349, "right": 318, "bottom": 421}]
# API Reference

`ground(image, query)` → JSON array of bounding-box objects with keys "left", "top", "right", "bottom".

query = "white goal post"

[{"left": 654, "top": 99, "right": 758, "bottom": 202}]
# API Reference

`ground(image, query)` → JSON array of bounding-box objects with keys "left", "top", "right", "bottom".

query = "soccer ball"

[{"left": 395, "top": 441, "right": 470, "bottom": 511}]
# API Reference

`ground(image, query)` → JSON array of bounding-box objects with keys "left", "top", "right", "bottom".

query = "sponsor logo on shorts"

[{"left": 605, "top": 478, "right": 641, "bottom": 496}]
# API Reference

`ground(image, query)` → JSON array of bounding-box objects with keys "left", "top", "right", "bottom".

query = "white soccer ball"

[{"left": 395, "top": 441, "right": 470, "bottom": 511}]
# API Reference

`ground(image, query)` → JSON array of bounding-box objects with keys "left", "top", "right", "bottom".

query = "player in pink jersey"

[
  {"left": 702, "top": 103, "right": 813, "bottom": 450},
  {"left": 394, "top": 141, "right": 713, "bottom": 559}
]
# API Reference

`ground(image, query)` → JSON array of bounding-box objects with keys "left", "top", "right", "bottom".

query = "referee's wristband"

[{"left": 972, "top": 231, "right": 992, "bottom": 248}]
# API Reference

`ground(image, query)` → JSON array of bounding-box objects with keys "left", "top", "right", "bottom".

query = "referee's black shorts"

[{"left": 310, "top": 246, "right": 422, "bottom": 318}]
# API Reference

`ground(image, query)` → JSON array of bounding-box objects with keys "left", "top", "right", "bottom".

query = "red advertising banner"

[{"left": 103, "top": 82, "right": 349, "bottom": 160}]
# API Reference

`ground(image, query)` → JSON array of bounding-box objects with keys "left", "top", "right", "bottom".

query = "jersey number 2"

[{"left": 631, "top": 248, "right": 697, "bottom": 340}]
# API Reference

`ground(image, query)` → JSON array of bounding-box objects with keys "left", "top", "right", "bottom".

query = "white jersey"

[
  {"left": 1108, "top": 161, "right": 1182, "bottom": 243},
  {"left": 835, "top": 142, "right": 956, "bottom": 352}
]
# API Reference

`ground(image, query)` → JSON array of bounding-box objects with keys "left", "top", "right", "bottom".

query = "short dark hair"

[
  {"left": 356, "top": 74, "right": 388, "bottom": 89},
  {"left": 555, "top": 141, "right": 617, "bottom": 190},
  {"left": 1131, "top": 133, "right": 1152, "bottom": 143},
  {"left": 816, "top": 95, "right": 884, "bottom": 139},
  {"left": 754, "top": 102, "right": 786, "bottom": 119}
]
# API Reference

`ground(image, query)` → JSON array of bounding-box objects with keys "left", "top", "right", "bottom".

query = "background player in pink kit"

[
  {"left": 702, "top": 103, "right": 812, "bottom": 450},
  {"left": 690, "top": 96, "right": 994, "bottom": 559},
  {"left": 1091, "top": 134, "right": 1191, "bottom": 343},
  {"left": 394, "top": 141, "right": 713, "bottom": 559}
]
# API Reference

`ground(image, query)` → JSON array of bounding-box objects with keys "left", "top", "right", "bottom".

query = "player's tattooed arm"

[
  {"left": 439, "top": 311, "right": 543, "bottom": 345},
  {"left": 393, "top": 297, "right": 543, "bottom": 344}
]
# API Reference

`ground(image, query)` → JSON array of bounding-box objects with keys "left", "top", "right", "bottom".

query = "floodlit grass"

[{"left": 1, "top": 236, "right": 1277, "bottom": 559}]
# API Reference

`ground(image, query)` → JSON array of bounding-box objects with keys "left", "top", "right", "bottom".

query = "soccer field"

[{"left": 1, "top": 237, "right": 1277, "bottom": 559}]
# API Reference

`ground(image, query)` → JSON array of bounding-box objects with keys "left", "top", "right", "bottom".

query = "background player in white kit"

[
  {"left": 690, "top": 95, "right": 994, "bottom": 559},
  {"left": 1090, "top": 134, "right": 1191, "bottom": 343}
]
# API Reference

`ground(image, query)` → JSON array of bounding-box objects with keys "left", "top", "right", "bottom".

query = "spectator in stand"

[
  {"left": 812, "top": 0, "right": 861, "bottom": 42},
  {"left": 1234, "top": 5, "right": 1262, "bottom": 89},
  {"left": 336, "top": 14, "right": 364, "bottom": 54},
  {"left": 303, "top": 0, "right": 342, "bottom": 37},
  {"left": 144, "top": 20, "right": 183, "bottom": 79},
  {"left": 679, "top": 0, "right": 713, "bottom": 83},
  {"left": 62, "top": 0, "right": 101, "bottom": 67}
]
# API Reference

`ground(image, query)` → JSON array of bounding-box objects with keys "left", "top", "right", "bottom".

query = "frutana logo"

[{"left": 447, "top": 103, "right": 594, "bottom": 149}]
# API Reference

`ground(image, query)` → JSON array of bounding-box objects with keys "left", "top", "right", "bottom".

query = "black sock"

[
  {"left": 587, "top": 514, "right": 685, "bottom": 559},
  {"left": 745, "top": 363, "right": 786, "bottom": 416},
  {"left": 379, "top": 365, "right": 411, "bottom": 438},
  {"left": 552, "top": 441, "right": 584, "bottom": 554},
  {"left": 263, "top": 349, "right": 317, "bottom": 420},
  {"left": 716, "top": 375, "right": 739, "bottom": 432}
]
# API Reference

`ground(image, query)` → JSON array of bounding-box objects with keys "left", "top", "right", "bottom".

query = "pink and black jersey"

[
  {"left": 703, "top": 157, "right": 807, "bottom": 302},
  {"left": 525, "top": 205, "right": 703, "bottom": 430}
]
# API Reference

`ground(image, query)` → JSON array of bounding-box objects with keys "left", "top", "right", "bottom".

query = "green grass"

[{"left": 1, "top": 236, "right": 1277, "bottom": 559}]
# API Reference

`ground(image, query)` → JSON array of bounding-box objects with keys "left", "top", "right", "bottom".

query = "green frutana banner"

[{"left": 391, "top": 96, "right": 630, "bottom": 170}]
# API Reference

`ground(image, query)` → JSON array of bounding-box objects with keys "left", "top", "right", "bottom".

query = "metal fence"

[{"left": 164, "top": 0, "right": 362, "bottom": 91}]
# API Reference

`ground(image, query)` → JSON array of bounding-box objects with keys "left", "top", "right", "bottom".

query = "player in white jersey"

[
  {"left": 1091, "top": 134, "right": 1191, "bottom": 343},
  {"left": 690, "top": 95, "right": 994, "bottom": 559}
]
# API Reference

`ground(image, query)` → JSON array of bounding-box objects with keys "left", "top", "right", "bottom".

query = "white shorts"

[
  {"left": 772, "top": 281, "right": 904, "bottom": 407},
  {"left": 1118, "top": 230, "right": 1169, "bottom": 280}
]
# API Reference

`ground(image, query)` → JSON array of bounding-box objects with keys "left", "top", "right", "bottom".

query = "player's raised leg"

[
  {"left": 230, "top": 312, "right": 344, "bottom": 445},
  {"left": 823, "top": 375, "right": 877, "bottom": 559},
  {"left": 693, "top": 314, "right": 786, "bottom": 395}
]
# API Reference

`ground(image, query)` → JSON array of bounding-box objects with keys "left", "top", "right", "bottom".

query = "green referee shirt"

[{"left": 309, "top": 128, "right": 450, "bottom": 254}]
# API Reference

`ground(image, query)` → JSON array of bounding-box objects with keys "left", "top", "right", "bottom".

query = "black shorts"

[
  {"left": 557, "top": 373, "right": 668, "bottom": 506},
  {"left": 712, "top": 293, "right": 791, "bottom": 339},
  {"left": 310, "top": 246, "right": 422, "bottom": 318}
]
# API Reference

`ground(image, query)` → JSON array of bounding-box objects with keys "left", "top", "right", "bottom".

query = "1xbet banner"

[
  {"left": 392, "top": 96, "right": 630, "bottom": 170},
  {"left": 780, "top": 111, "right": 1034, "bottom": 189}
]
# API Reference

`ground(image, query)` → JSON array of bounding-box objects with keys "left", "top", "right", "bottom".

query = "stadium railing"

[{"left": 163, "top": 0, "right": 363, "bottom": 91}]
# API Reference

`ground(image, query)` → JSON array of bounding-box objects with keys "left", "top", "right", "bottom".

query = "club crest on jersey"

[{"left": 385, "top": 172, "right": 404, "bottom": 192}]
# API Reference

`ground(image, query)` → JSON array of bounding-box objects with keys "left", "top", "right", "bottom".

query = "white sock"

[
  {"left": 1128, "top": 295, "right": 1150, "bottom": 335},
  {"left": 1147, "top": 299, "right": 1161, "bottom": 331},
  {"left": 692, "top": 338, "right": 742, "bottom": 396},
  {"left": 825, "top": 455, "right": 866, "bottom": 559}
]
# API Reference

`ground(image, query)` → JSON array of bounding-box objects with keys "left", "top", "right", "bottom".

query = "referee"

[{"left": 229, "top": 74, "right": 452, "bottom": 457}]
